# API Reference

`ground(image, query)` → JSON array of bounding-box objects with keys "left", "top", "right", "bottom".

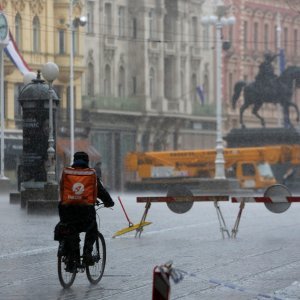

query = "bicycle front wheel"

[
  {"left": 58, "top": 254, "right": 77, "bottom": 288},
  {"left": 86, "top": 232, "right": 106, "bottom": 284}
]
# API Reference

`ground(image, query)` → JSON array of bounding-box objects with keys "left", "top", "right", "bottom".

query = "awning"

[{"left": 56, "top": 138, "right": 101, "bottom": 162}]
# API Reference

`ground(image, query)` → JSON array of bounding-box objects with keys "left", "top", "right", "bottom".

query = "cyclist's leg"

[
  {"left": 65, "top": 231, "right": 80, "bottom": 271},
  {"left": 83, "top": 221, "right": 98, "bottom": 265}
]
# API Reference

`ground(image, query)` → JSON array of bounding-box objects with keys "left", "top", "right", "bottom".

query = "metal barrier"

[{"left": 135, "top": 184, "right": 300, "bottom": 239}]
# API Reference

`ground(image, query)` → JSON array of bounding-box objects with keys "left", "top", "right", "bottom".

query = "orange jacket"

[{"left": 60, "top": 167, "right": 97, "bottom": 206}]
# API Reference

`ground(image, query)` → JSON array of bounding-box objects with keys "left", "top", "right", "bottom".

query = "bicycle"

[{"left": 57, "top": 202, "right": 106, "bottom": 288}]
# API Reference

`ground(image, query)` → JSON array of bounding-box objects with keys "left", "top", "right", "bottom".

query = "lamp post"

[
  {"left": 0, "top": 12, "right": 9, "bottom": 180},
  {"left": 202, "top": 5, "right": 235, "bottom": 179},
  {"left": 41, "top": 62, "right": 59, "bottom": 184},
  {"left": 69, "top": 0, "right": 87, "bottom": 164}
]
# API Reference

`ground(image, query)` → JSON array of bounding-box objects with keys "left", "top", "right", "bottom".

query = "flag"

[
  {"left": 196, "top": 85, "right": 205, "bottom": 105},
  {"left": 279, "top": 48, "right": 285, "bottom": 74},
  {"left": 4, "top": 31, "right": 31, "bottom": 75}
]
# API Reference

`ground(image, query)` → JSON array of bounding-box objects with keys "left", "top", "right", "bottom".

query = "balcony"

[
  {"left": 192, "top": 102, "right": 216, "bottom": 117},
  {"left": 104, "top": 36, "right": 116, "bottom": 50},
  {"left": 148, "top": 40, "right": 160, "bottom": 53},
  {"left": 83, "top": 96, "right": 145, "bottom": 113},
  {"left": 164, "top": 41, "right": 176, "bottom": 55},
  {"left": 191, "top": 46, "right": 201, "bottom": 58}
]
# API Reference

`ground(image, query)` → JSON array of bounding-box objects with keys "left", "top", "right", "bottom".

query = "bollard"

[{"left": 152, "top": 265, "right": 171, "bottom": 300}]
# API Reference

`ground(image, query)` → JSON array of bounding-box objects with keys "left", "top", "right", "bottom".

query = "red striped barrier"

[
  {"left": 137, "top": 195, "right": 229, "bottom": 203},
  {"left": 231, "top": 196, "right": 300, "bottom": 203}
]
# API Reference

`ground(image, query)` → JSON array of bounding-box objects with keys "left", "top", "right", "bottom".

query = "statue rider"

[{"left": 255, "top": 52, "right": 278, "bottom": 94}]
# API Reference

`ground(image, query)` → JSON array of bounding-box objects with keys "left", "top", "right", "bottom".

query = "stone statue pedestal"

[
  {"left": 225, "top": 127, "right": 300, "bottom": 193},
  {"left": 225, "top": 127, "right": 300, "bottom": 148}
]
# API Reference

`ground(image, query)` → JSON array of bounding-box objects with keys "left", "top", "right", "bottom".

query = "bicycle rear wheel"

[
  {"left": 86, "top": 232, "right": 106, "bottom": 284},
  {"left": 58, "top": 254, "right": 77, "bottom": 288}
]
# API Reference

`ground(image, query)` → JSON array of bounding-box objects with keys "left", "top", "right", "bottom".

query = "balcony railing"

[
  {"left": 192, "top": 102, "right": 216, "bottom": 117},
  {"left": 57, "top": 108, "right": 90, "bottom": 122},
  {"left": 83, "top": 96, "right": 145, "bottom": 112}
]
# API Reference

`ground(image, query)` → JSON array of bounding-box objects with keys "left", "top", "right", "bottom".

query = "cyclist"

[{"left": 58, "top": 151, "right": 114, "bottom": 270}]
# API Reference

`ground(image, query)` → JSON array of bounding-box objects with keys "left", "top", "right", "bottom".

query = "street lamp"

[
  {"left": 69, "top": 1, "right": 87, "bottom": 164},
  {"left": 41, "top": 62, "right": 59, "bottom": 184},
  {"left": 202, "top": 5, "right": 235, "bottom": 179},
  {"left": 0, "top": 12, "right": 9, "bottom": 180}
]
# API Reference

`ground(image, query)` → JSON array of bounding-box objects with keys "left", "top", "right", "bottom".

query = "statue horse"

[{"left": 232, "top": 66, "right": 300, "bottom": 128}]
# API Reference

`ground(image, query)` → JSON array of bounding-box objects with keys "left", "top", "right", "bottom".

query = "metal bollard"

[{"left": 152, "top": 264, "right": 171, "bottom": 300}]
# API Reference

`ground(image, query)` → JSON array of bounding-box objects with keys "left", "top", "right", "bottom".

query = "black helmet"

[{"left": 73, "top": 151, "right": 89, "bottom": 163}]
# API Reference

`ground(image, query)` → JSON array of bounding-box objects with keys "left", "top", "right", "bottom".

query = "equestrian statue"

[{"left": 232, "top": 52, "right": 300, "bottom": 128}]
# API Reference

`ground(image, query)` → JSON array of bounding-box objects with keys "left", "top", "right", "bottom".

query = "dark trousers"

[{"left": 58, "top": 204, "right": 98, "bottom": 257}]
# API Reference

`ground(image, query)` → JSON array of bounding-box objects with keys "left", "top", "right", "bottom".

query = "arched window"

[
  {"left": 87, "top": 62, "right": 94, "bottom": 96},
  {"left": 15, "top": 13, "right": 22, "bottom": 48},
  {"left": 104, "top": 65, "right": 111, "bottom": 97},
  {"left": 149, "top": 68, "right": 155, "bottom": 99},
  {"left": 118, "top": 66, "right": 125, "bottom": 97},
  {"left": 33, "top": 16, "right": 40, "bottom": 52}
]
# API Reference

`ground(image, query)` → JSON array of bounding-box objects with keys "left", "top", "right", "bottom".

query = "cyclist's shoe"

[
  {"left": 65, "top": 261, "right": 76, "bottom": 273},
  {"left": 83, "top": 253, "right": 94, "bottom": 266}
]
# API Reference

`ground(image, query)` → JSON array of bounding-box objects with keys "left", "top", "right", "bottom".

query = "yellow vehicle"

[{"left": 124, "top": 145, "right": 300, "bottom": 190}]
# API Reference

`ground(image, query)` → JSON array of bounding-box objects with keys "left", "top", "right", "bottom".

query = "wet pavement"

[{"left": 1, "top": 191, "right": 300, "bottom": 299}]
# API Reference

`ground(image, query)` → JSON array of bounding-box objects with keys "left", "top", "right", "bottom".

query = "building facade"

[
  {"left": 83, "top": 0, "right": 217, "bottom": 190},
  {"left": 223, "top": 0, "right": 300, "bottom": 131},
  {"left": 0, "top": 0, "right": 89, "bottom": 185}
]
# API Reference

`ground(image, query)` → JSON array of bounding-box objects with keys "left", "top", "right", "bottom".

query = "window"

[
  {"left": 87, "top": 63, "right": 94, "bottom": 96},
  {"left": 180, "top": 71, "right": 184, "bottom": 98},
  {"left": 149, "top": 68, "right": 155, "bottom": 98},
  {"left": 33, "top": 16, "right": 40, "bottom": 52},
  {"left": 254, "top": 22, "right": 258, "bottom": 51},
  {"left": 243, "top": 21, "right": 248, "bottom": 49},
  {"left": 14, "top": 83, "right": 23, "bottom": 119},
  {"left": 203, "top": 26, "right": 209, "bottom": 50},
  {"left": 229, "top": 25, "right": 233, "bottom": 43},
  {"left": 118, "top": 6, "right": 125, "bottom": 37},
  {"left": 242, "top": 163, "right": 255, "bottom": 176},
  {"left": 87, "top": 1, "right": 94, "bottom": 34},
  {"left": 132, "top": 76, "right": 137, "bottom": 95},
  {"left": 104, "top": 65, "right": 111, "bottom": 96},
  {"left": 204, "top": 74, "right": 209, "bottom": 103},
  {"left": 118, "top": 66, "right": 125, "bottom": 97},
  {"left": 228, "top": 73, "right": 233, "bottom": 103},
  {"left": 132, "top": 18, "right": 137, "bottom": 39},
  {"left": 192, "top": 74, "right": 197, "bottom": 103},
  {"left": 15, "top": 13, "right": 22, "bottom": 49},
  {"left": 58, "top": 29, "right": 65, "bottom": 54},
  {"left": 274, "top": 26, "right": 277, "bottom": 50},
  {"left": 264, "top": 24, "right": 269, "bottom": 51},
  {"left": 284, "top": 27, "right": 288, "bottom": 50},
  {"left": 104, "top": 3, "right": 112, "bottom": 35},
  {"left": 72, "top": 27, "right": 79, "bottom": 55},
  {"left": 192, "top": 17, "right": 198, "bottom": 42},
  {"left": 149, "top": 10, "right": 153, "bottom": 39},
  {"left": 294, "top": 29, "right": 298, "bottom": 56}
]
